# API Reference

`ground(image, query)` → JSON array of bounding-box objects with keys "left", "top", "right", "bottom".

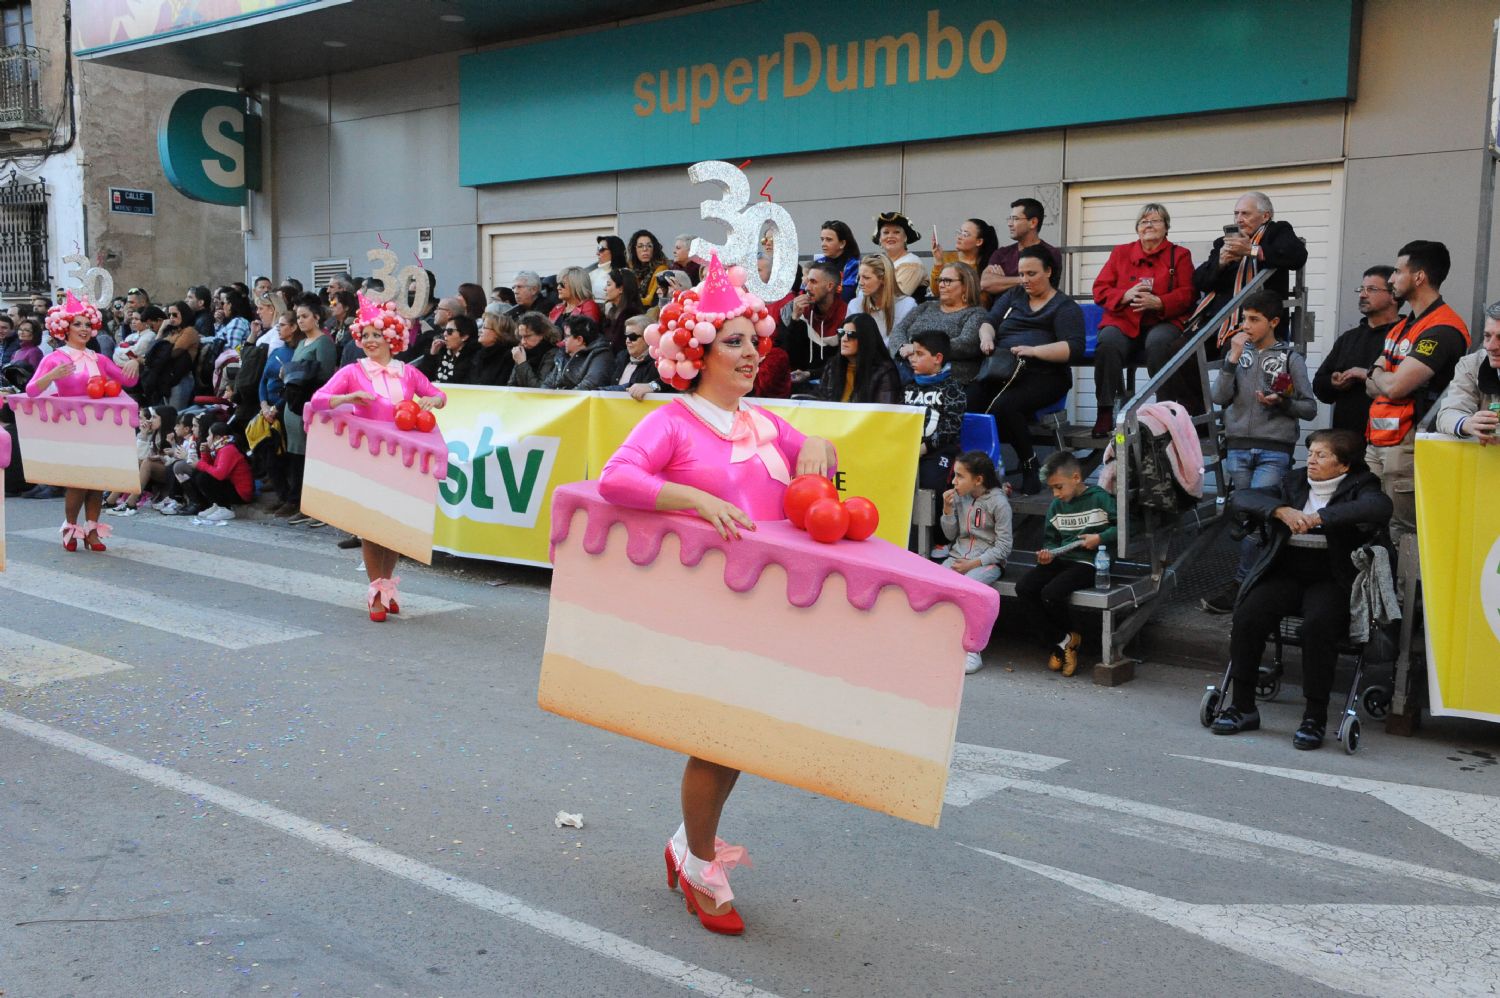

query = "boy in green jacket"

[{"left": 1014, "top": 452, "right": 1118, "bottom": 676}]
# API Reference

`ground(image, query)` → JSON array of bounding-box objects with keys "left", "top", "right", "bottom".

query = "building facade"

[
  {"left": 1, "top": 0, "right": 241, "bottom": 304},
  {"left": 76, "top": 0, "right": 1500, "bottom": 424}
]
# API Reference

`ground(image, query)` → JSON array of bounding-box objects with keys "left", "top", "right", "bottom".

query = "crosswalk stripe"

[
  {"left": 140, "top": 514, "right": 356, "bottom": 556},
  {"left": 18, "top": 529, "right": 470, "bottom": 618},
  {"left": 0, "top": 561, "right": 317, "bottom": 650},
  {"left": 0, "top": 627, "right": 134, "bottom": 687},
  {"left": 945, "top": 743, "right": 1069, "bottom": 808}
]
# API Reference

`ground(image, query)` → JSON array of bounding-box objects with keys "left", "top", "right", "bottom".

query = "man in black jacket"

[
  {"left": 1193, "top": 191, "right": 1309, "bottom": 348},
  {"left": 1313, "top": 266, "right": 1400, "bottom": 434}
]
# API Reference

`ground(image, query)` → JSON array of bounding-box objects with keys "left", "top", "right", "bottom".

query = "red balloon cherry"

[
  {"left": 103, "top": 379, "right": 121, "bottom": 397},
  {"left": 86, "top": 377, "right": 104, "bottom": 398},
  {"left": 414, "top": 409, "right": 436, "bottom": 433},
  {"left": 842, "top": 496, "right": 879, "bottom": 541},
  {"left": 393, "top": 409, "right": 416, "bottom": 431},
  {"left": 396, "top": 399, "right": 420, "bottom": 416},
  {"left": 805, "top": 498, "right": 850, "bottom": 544},
  {"left": 782, "top": 474, "right": 839, "bottom": 529}
]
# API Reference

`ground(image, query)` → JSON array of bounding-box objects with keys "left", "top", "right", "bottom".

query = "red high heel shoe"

[
  {"left": 83, "top": 521, "right": 110, "bottom": 552},
  {"left": 679, "top": 875, "right": 745, "bottom": 935},
  {"left": 60, "top": 522, "right": 83, "bottom": 552},
  {"left": 366, "top": 577, "right": 394, "bottom": 622},
  {"left": 386, "top": 599, "right": 400, "bottom": 615},
  {"left": 668, "top": 840, "right": 749, "bottom": 935}
]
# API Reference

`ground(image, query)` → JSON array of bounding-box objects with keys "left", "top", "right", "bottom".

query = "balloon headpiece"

[
  {"left": 350, "top": 293, "right": 409, "bottom": 353},
  {"left": 45, "top": 290, "right": 103, "bottom": 339},
  {"left": 644, "top": 253, "right": 775, "bottom": 390}
]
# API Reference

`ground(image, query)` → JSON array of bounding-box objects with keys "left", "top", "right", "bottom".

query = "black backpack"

[
  {"left": 1130, "top": 423, "right": 1193, "bottom": 514},
  {"left": 195, "top": 337, "right": 226, "bottom": 393}
]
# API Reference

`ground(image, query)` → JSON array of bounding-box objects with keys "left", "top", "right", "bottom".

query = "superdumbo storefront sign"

[{"left": 458, "top": 0, "right": 1356, "bottom": 186}]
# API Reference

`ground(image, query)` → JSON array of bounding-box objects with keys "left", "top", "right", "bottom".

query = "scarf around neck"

[{"left": 1303, "top": 471, "right": 1347, "bottom": 515}]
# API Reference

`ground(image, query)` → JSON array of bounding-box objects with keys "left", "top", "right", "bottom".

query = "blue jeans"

[
  {"left": 943, "top": 557, "right": 1002, "bottom": 586},
  {"left": 1224, "top": 448, "right": 1292, "bottom": 581}
]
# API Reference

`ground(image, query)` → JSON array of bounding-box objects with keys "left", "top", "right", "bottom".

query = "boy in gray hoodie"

[{"left": 1202, "top": 289, "right": 1316, "bottom": 613}]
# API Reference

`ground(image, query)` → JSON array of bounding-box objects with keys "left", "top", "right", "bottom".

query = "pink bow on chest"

[
  {"left": 61, "top": 346, "right": 101, "bottom": 382},
  {"left": 727, "top": 407, "right": 791, "bottom": 484},
  {"left": 359, "top": 358, "right": 407, "bottom": 406}
]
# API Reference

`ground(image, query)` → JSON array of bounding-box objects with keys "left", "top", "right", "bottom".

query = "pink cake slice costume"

[
  {"left": 301, "top": 359, "right": 448, "bottom": 563},
  {"left": 539, "top": 395, "right": 1000, "bottom": 828},
  {"left": 6, "top": 345, "right": 141, "bottom": 494}
]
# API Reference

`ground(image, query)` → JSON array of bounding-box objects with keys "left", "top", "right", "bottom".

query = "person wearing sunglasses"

[
  {"left": 607, "top": 314, "right": 665, "bottom": 399},
  {"left": 815, "top": 312, "right": 901, "bottom": 405},
  {"left": 414, "top": 314, "right": 478, "bottom": 384}
]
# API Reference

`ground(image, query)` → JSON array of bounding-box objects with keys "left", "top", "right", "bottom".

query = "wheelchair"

[{"left": 1198, "top": 615, "right": 1393, "bottom": 754}]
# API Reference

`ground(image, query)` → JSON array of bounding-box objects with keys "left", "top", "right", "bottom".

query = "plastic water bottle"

[{"left": 1095, "top": 547, "right": 1112, "bottom": 589}]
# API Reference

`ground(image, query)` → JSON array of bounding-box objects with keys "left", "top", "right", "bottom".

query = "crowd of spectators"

[{"left": 2, "top": 202, "right": 1494, "bottom": 721}]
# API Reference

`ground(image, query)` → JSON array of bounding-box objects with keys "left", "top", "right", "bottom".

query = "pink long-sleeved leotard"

[
  {"left": 306, "top": 358, "right": 446, "bottom": 420},
  {"left": 26, "top": 347, "right": 138, "bottom": 397},
  {"left": 599, "top": 396, "right": 818, "bottom": 521}
]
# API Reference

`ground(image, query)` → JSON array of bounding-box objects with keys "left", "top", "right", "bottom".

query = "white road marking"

[
  {"left": 19, "top": 529, "right": 470, "bottom": 618},
  {"left": 0, "top": 561, "right": 317, "bottom": 650},
  {"left": 0, "top": 627, "right": 133, "bottom": 687},
  {"left": 973, "top": 849, "right": 1500, "bottom": 998},
  {"left": 141, "top": 514, "right": 356, "bottom": 556},
  {"left": 945, "top": 743, "right": 1068, "bottom": 808},
  {"left": 0, "top": 709, "right": 780, "bottom": 998},
  {"left": 960, "top": 773, "right": 1500, "bottom": 900},
  {"left": 1175, "top": 755, "right": 1500, "bottom": 865}
]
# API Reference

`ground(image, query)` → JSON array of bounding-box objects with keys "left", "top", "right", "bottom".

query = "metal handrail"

[{"left": 1110, "top": 267, "right": 1278, "bottom": 553}]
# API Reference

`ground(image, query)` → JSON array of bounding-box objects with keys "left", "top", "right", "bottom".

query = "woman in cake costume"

[
  {"left": 598, "top": 256, "right": 837, "bottom": 935},
  {"left": 26, "top": 292, "right": 139, "bottom": 552},
  {"left": 306, "top": 298, "right": 446, "bottom": 621}
]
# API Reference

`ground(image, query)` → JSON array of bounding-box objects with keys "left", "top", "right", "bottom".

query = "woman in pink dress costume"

[
  {"left": 599, "top": 256, "right": 837, "bottom": 935},
  {"left": 26, "top": 292, "right": 140, "bottom": 551},
  {"left": 306, "top": 298, "right": 446, "bottom": 621}
]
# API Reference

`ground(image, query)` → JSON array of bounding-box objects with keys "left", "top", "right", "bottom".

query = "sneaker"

[
  {"left": 180, "top": 503, "right": 202, "bottom": 517},
  {"left": 200, "top": 504, "right": 224, "bottom": 520},
  {"left": 1201, "top": 581, "right": 1240, "bottom": 615},
  {"left": 155, "top": 498, "right": 181, "bottom": 515},
  {"left": 1292, "top": 717, "right": 1325, "bottom": 750},
  {"left": 21, "top": 485, "right": 61, "bottom": 499},
  {"left": 964, "top": 651, "right": 986, "bottom": 675},
  {"left": 203, "top": 505, "right": 236, "bottom": 522},
  {"left": 137, "top": 497, "right": 154, "bottom": 511},
  {"left": 1210, "top": 706, "right": 1261, "bottom": 735},
  {"left": 305, "top": 518, "right": 326, "bottom": 529},
  {"left": 336, "top": 535, "right": 361, "bottom": 549},
  {"left": 929, "top": 544, "right": 950, "bottom": 561},
  {"left": 287, "top": 513, "right": 311, "bottom": 525},
  {"left": 1060, "top": 632, "right": 1083, "bottom": 677},
  {"left": 106, "top": 506, "right": 138, "bottom": 517}
]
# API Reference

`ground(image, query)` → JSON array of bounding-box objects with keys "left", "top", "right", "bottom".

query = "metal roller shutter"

[{"left": 482, "top": 215, "right": 617, "bottom": 292}]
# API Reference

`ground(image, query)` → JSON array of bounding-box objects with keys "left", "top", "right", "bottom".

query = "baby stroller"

[{"left": 1198, "top": 615, "right": 1392, "bottom": 754}]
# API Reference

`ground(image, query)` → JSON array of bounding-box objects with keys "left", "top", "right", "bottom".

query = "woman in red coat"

[{"left": 1089, "top": 202, "right": 1195, "bottom": 435}]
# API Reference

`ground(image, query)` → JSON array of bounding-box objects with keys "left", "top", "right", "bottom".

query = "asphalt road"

[{"left": 2, "top": 495, "right": 1499, "bottom": 998}]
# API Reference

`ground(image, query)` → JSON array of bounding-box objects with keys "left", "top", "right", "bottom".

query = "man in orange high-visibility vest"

[{"left": 1365, "top": 240, "right": 1471, "bottom": 546}]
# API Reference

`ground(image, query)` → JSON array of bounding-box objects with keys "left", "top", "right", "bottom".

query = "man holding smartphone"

[
  {"left": 1192, "top": 192, "right": 1309, "bottom": 354},
  {"left": 1435, "top": 301, "right": 1500, "bottom": 444}
]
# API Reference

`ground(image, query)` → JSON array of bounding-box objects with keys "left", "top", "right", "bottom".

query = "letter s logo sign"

[
  {"left": 159, "top": 89, "right": 261, "bottom": 205},
  {"left": 200, "top": 106, "right": 246, "bottom": 188}
]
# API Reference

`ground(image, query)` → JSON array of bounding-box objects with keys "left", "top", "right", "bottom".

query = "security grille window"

[
  {"left": 311, "top": 258, "right": 351, "bottom": 292},
  {"left": 0, "top": 1, "right": 44, "bottom": 131},
  {"left": 0, "top": 172, "right": 47, "bottom": 295}
]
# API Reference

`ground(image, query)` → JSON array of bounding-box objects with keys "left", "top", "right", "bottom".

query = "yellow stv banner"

[
  {"left": 433, "top": 388, "right": 921, "bottom": 565},
  {"left": 1414, "top": 434, "right": 1500, "bottom": 723}
]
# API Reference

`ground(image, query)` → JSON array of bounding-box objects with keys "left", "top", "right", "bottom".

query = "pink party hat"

[
  {"left": 356, "top": 292, "right": 384, "bottom": 324},
  {"left": 696, "top": 253, "right": 744, "bottom": 317},
  {"left": 63, "top": 290, "right": 86, "bottom": 311}
]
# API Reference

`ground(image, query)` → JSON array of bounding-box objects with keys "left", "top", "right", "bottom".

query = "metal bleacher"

[{"left": 918, "top": 257, "right": 1310, "bottom": 684}]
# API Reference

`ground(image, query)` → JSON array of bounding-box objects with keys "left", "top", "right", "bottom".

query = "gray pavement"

[{"left": 2, "top": 495, "right": 1499, "bottom": 998}]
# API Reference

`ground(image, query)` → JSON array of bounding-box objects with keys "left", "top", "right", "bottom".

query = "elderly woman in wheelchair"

[{"left": 1205, "top": 428, "right": 1393, "bottom": 750}]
